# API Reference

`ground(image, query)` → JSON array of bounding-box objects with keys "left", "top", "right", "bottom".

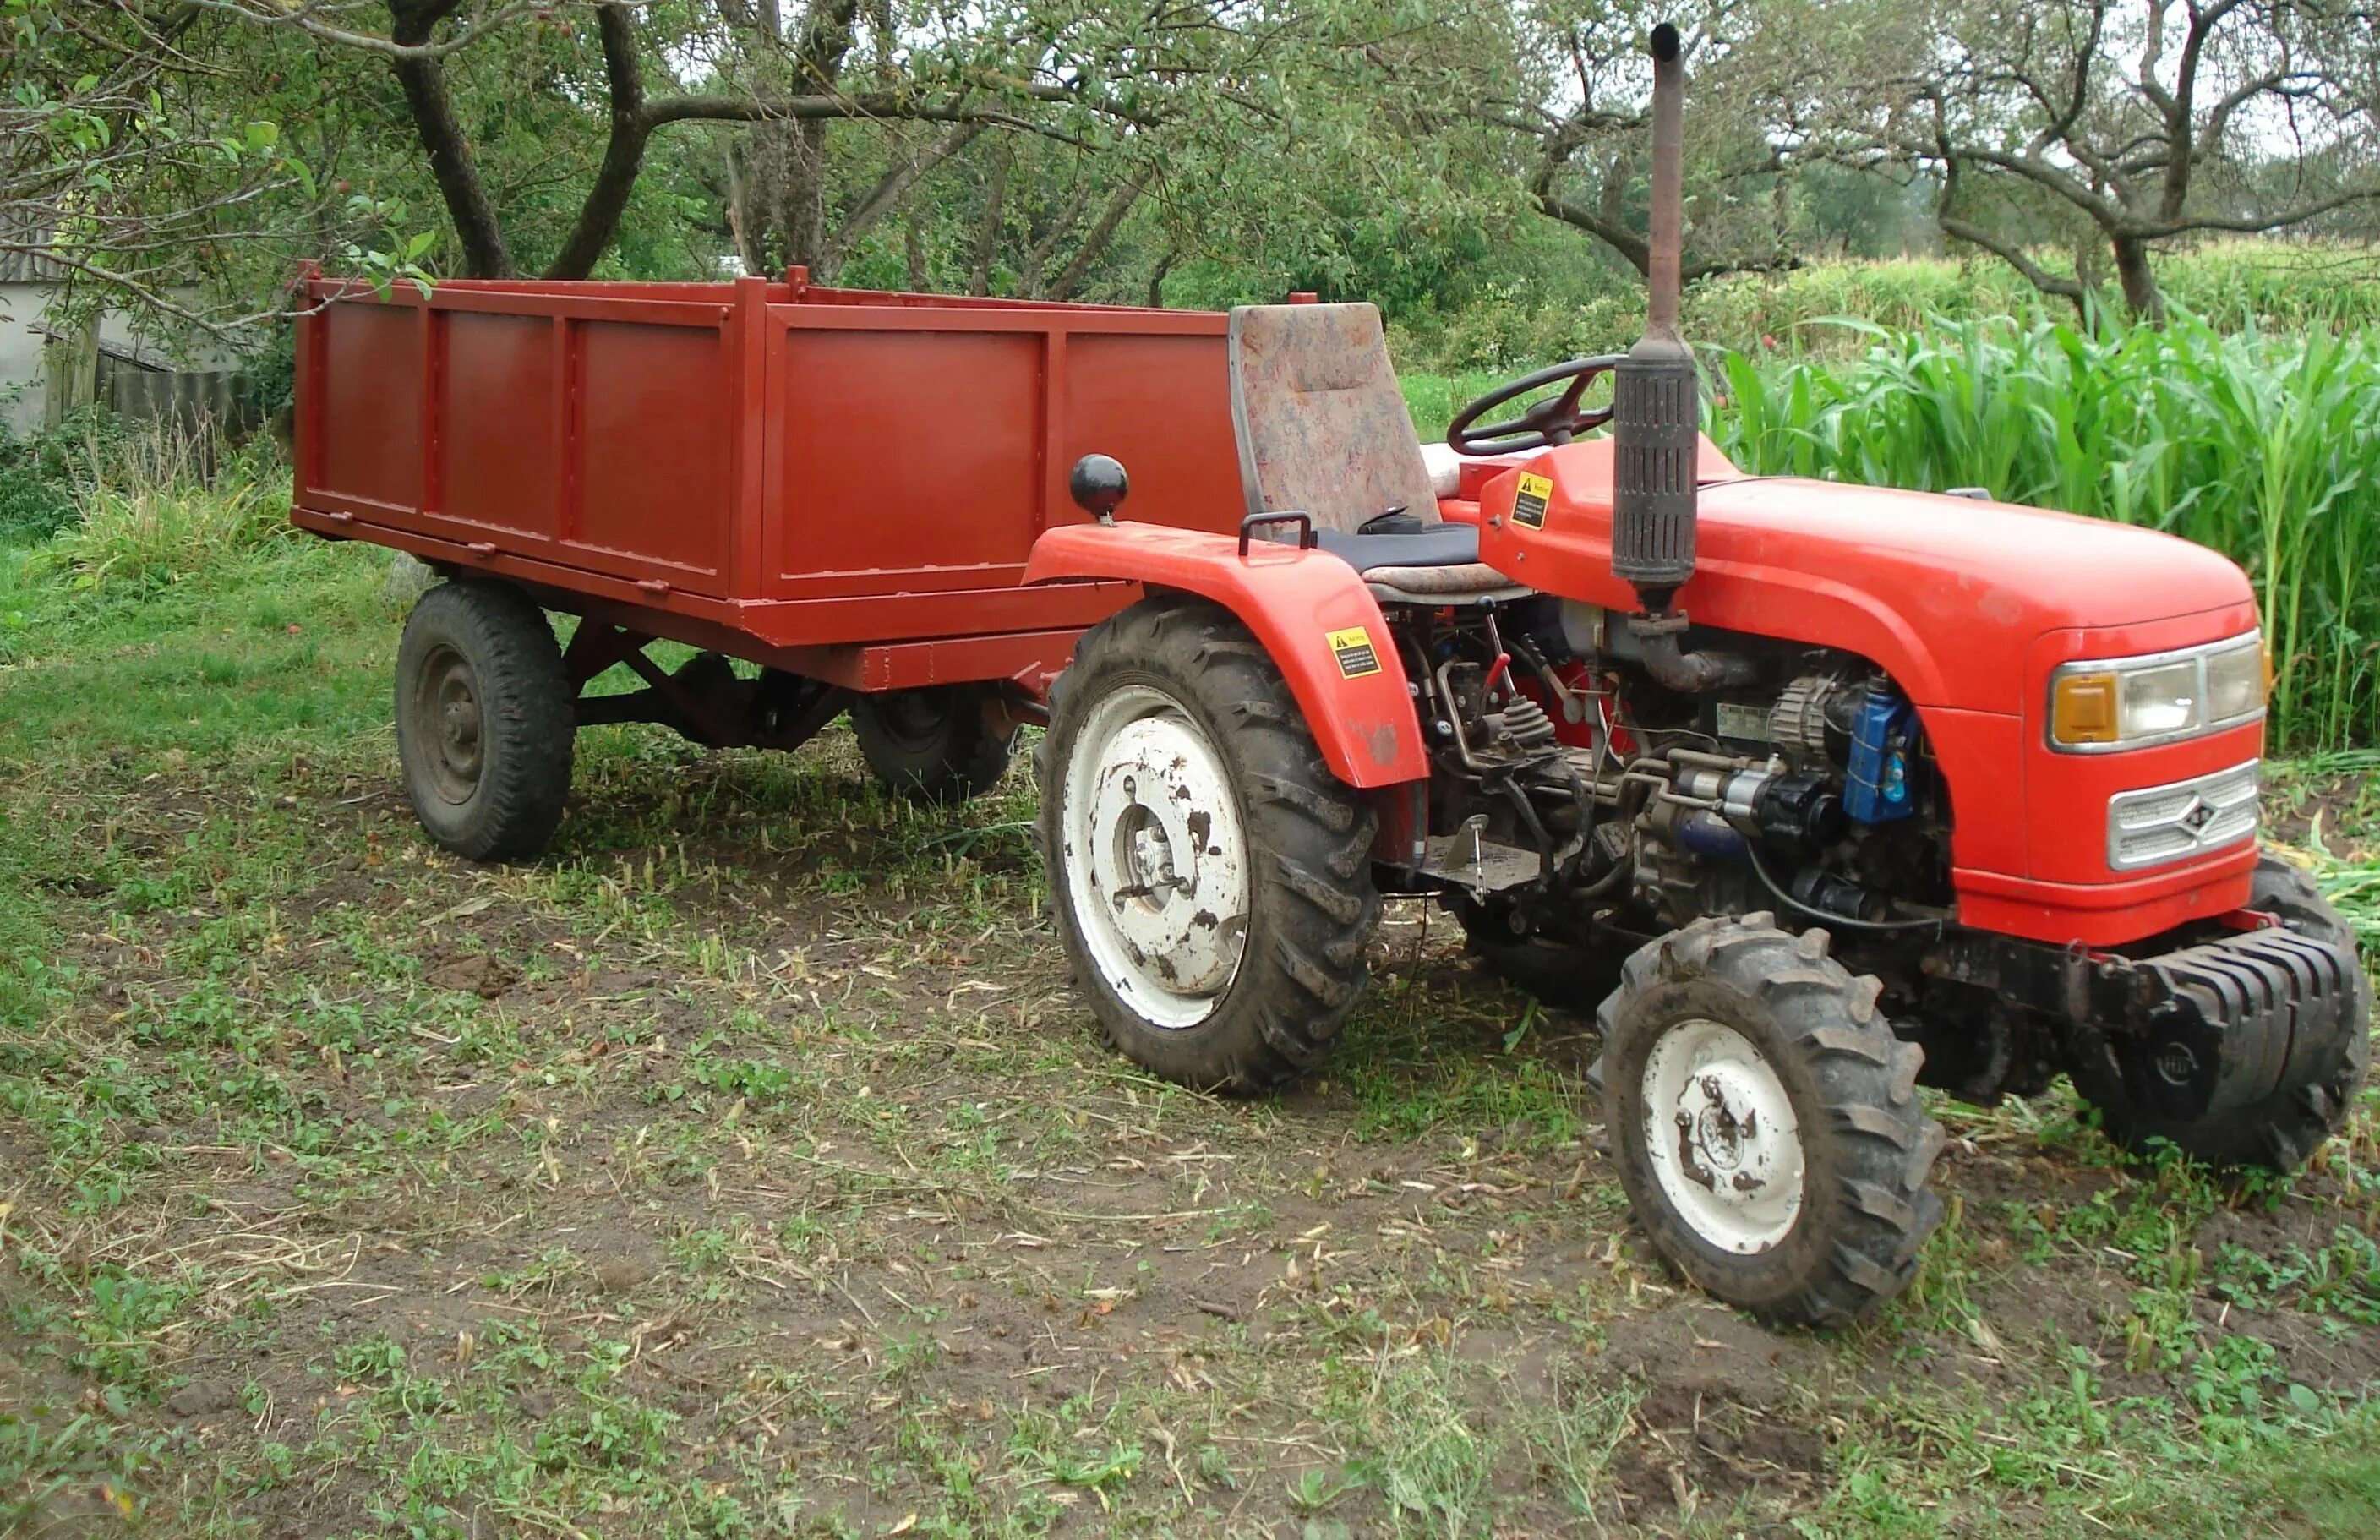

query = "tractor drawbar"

[{"left": 1612, "top": 23, "right": 1753, "bottom": 693}]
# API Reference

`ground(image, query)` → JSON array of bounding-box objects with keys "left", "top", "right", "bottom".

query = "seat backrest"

[{"left": 1228, "top": 303, "right": 1438, "bottom": 534}]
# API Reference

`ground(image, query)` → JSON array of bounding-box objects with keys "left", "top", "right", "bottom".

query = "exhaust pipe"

[{"left": 1612, "top": 23, "right": 1753, "bottom": 693}]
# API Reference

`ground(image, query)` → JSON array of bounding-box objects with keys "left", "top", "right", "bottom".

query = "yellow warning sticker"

[
  {"left": 1328, "top": 625, "right": 1383, "bottom": 679},
  {"left": 1512, "top": 472, "right": 1553, "bottom": 529}
]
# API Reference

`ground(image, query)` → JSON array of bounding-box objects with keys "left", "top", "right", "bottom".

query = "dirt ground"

[{"left": 2, "top": 725, "right": 2377, "bottom": 1538}]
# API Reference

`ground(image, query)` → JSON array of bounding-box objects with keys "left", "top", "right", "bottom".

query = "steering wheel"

[{"left": 1446, "top": 355, "right": 1624, "bottom": 456}]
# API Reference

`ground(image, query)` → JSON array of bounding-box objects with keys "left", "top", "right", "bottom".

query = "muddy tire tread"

[
  {"left": 1599, "top": 912, "right": 1946, "bottom": 1326},
  {"left": 1037, "top": 594, "right": 1379, "bottom": 1092}
]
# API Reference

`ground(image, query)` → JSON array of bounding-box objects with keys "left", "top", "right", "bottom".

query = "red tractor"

[{"left": 1028, "top": 26, "right": 2369, "bottom": 1323}]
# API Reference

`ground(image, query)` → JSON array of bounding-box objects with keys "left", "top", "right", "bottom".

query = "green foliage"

[
  {"left": 1706, "top": 312, "right": 2380, "bottom": 749},
  {"left": 0, "top": 412, "right": 123, "bottom": 544},
  {"left": 1691, "top": 242, "right": 2380, "bottom": 358},
  {"left": 30, "top": 428, "right": 292, "bottom": 594}
]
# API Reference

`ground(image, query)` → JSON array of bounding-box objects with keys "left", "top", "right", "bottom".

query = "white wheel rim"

[
  {"left": 1059, "top": 684, "right": 1251, "bottom": 1029},
  {"left": 1640, "top": 1018, "right": 1805, "bottom": 1254}
]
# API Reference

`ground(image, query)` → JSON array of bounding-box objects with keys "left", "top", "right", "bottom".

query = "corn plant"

[{"left": 1710, "top": 314, "right": 2380, "bottom": 750}]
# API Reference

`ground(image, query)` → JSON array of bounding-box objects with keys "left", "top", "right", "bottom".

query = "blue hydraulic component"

[{"left": 1844, "top": 685, "right": 1919, "bottom": 824}]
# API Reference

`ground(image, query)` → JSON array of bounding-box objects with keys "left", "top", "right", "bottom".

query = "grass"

[{"left": 0, "top": 455, "right": 2377, "bottom": 1536}]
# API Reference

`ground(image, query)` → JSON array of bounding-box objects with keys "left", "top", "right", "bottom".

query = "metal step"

[{"left": 1417, "top": 831, "right": 1542, "bottom": 894}]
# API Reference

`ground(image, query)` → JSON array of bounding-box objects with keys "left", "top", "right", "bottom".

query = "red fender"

[{"left": 1024, "top": 523, "right": 1428, "bottom": 788}]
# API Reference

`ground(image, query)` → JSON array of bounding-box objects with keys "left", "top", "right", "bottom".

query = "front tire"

[
  {"left": 1038, "top": 596, "right": 1379, "bottom": 1091},
  {"left": 1600, "top": 914, "right": 1946, "bottom": 1325},
  {"left": 395, "top": 582, "right": 576, "bottom": 861},
  {"left": 2072, "top": 854, "right": 2371, "bottom": 1170}
]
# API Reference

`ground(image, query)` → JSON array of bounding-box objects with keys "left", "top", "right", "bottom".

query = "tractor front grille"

[{"left": 2106, "top": 759, "right": 2259, "bottom": 871}]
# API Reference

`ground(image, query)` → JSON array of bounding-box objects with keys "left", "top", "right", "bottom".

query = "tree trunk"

[
  {"left": 543, "top": 4, "right": 652, "bottom": 280},
  {"left": 387, "top": 0, "right": 514, "bottom": 278},
  {"left": 2111, "top": 236, "right": 2163, "bottom": 322},
  {"left": 969, "top": 139, "right": 1011, "bottom": 295},
  {"left": 778, "top": 119, "right": 832, "bottom": 268}
]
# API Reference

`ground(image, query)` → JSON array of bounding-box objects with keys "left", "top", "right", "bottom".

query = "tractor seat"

[
  {"left": 1311, "top": 524, "right": 1479, "bottom": 570},
  {"left": 1230, "top": 302, "right": 1528, "bottom": 604}
]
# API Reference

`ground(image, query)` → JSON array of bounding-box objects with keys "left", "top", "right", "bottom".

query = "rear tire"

[
  {"left": 395, "top": 582, "right": 576, "bottom": 861},
  {"left": 1038, "top": 595, "right": 1379, "bottom": 1091},
  {"left": 2072, "top": 855, "right": 2371, "bottom": 1170},
  {"left": 1600, "top": 914, "right": 1946, "bottom": 1325},
  {"left": 851, "top": 685, "right": 1016, "bottom": 802}
]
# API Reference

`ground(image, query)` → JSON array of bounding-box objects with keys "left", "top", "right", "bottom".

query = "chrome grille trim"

[{"left": 2107, "top": 759, "right": 2260, "bottom": 872}]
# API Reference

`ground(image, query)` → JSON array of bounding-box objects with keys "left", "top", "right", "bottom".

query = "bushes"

[
  {"left": 1708, "top": 314, "right": 2380, "bottom": 750},
  {"left": 54, "top": 429, "right": 290, "bottom": 593},
  {"left": 0, "top": 412, "right": 124, "bottom": 543}
]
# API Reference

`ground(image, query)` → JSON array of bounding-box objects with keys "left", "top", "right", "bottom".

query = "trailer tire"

[
  {"left": 851, "top": 685, "right": 1017, "bottom": 802},
  {"left": 395, "top": 581, "right": 576, "bottom": 862},
  {"left": 2072, "top": 855, "right": 2371, "bottom": 1171},
  {"left": 1451, "top": 894, "right": 1624, "bottom": 1013},
  {"left": 1600, "top": 914, "right": 1945, "bottom": 1326},
  {"left": 1038, "top": 594, "right": 1379, "bottom": 1092}
]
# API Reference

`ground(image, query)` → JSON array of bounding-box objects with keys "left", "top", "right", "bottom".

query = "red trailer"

[{"left": 292, "top": 268, "right": 1249, "bottom": 856}]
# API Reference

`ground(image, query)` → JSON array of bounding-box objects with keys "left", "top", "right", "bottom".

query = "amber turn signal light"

[{"left": 2051, "top": 672, "right": 2120, "bottom": 745}]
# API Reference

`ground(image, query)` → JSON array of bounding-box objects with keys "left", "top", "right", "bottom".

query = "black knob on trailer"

[{"left": 1070, "top": 454, "right": 1130, "bottom": 526}]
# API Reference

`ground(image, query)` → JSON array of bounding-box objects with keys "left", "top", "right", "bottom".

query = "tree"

[
  {"left": 1451, "top": 2, "right": 1799, "bottom": 282},
  {"left": 1826, "top": 0, "right": 2380, "bottom": 317}
]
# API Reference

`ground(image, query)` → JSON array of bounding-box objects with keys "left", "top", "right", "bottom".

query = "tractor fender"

[{"left": 1025, "top": 523, "right": 1427, "bottom": 788}]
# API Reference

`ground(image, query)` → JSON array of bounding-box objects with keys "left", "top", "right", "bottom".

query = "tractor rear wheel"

[
  {"left": 1038, "top": 595, "right": 1379, "bottom": 1091},
  {"left": 1600, "top": 913, "right": 1945, "bottom": 1325},
  {"left": 2071, "top": 855, "right": 2371, "bottom": 1170},
  {"left": 395, "top": 581, "right": 576, "bottom": 861},
  {"left": 851, "top": 685, "right": 1017, "bottom": 802}
]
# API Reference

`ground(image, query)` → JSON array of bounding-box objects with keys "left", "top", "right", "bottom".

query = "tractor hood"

[{"left": 1477, "top": 438, "right": 2259, "bottom": 715}]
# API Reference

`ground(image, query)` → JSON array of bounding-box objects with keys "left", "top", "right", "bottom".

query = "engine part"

[
  {"left": 1845, "top": 685, "right": 1919, "bottom": 823},
  {"left": 1677, "top": 809, "right": 1749, "bottom": 860},
  {"left": 1750, "top": 771, "right": 1845, "bottom": 854},
  {"left": 1789, "top": 867, "right": 1889, "bottom": 922},
  {"left": 1674, "top": 762, "right": 1774, "bottom": 821},
  {"left": 1768, "top": 675, "right": 1842, "bottom": 760}
]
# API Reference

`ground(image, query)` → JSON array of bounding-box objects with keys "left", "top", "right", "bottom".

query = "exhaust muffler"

[{"left": 1611, "top": 23, "right": 1752, "bottom": 693}]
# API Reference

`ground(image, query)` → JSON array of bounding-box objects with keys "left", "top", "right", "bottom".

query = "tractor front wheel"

[
  {"left": 1038, "top": 595, "right": 1379, "bottom": 1091},
  {"left": 1600, "top": 914, "right": 1946, "bottom": 1325}
]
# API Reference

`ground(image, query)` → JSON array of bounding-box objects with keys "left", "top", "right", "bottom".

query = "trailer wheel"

[
  {"left": 395, "top": 582, "right": 576, "bottom": 861},
  {"left": 1451, "top": 893, "right": 1624, "bottom": 1013},
  {"left": 2072, "top": 855, "right": 2371, "bottom": 1170},
  {"left": 850, "top": 685, "right": 1016, "bottom": 802},
  {"left": 1038, "top": 595, "right": 1380, "bottom": 1091},
  {"left": 1600, "top": 913, "right": 1946, "bottom": 1325}
]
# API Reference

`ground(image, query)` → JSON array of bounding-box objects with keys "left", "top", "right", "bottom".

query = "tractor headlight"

[{"left": 2049, "top": 633, "right": 2265, "bottom": 752}]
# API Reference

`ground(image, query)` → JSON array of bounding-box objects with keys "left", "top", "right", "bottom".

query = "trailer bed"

[{"left": 292, "top": 270, "right": 1244, "bottom": 690}]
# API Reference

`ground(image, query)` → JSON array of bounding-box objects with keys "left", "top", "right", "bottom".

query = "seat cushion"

[
  {"left": 1230, "top": 303, "right": 1440, "bottom": 536},
  {"left": 1313, "top": 523, "right": 1479, "bottom": 572}
]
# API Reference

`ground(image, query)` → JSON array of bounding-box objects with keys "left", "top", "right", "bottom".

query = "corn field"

[{"left": 1709, "top": 315, "right": 2380, "bottom": 750}]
